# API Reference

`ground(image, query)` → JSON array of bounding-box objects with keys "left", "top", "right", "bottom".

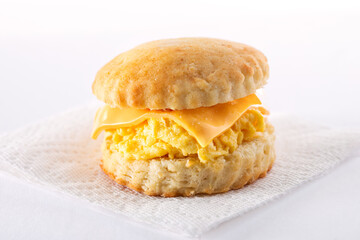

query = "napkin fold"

[{"left": 0, "top": 106, "right": 359, "bottom": 237}]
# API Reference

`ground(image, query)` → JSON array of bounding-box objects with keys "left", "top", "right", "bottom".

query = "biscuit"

[
  {"left": 93, "top": 38, "right": 269, "bottom": 110},
  {"left": 100, "top": 121, "right": 275, "bottom": 197}
]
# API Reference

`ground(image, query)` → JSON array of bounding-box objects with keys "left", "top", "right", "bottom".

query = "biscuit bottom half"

[{"left": 100, "top": 121, "right": 275, "bottom": 197}]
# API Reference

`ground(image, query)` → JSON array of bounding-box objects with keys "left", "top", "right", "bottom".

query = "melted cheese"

[{"left": 92, "top": 94, "right": 262, "bottom": 147}]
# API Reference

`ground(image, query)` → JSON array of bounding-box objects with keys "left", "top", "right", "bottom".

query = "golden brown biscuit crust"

[
  {"left": 100, "top": 121, "right": 275, "bottom": 197},
  {"left": 93, "top": 38, "right": 269, "bottom": 110}
]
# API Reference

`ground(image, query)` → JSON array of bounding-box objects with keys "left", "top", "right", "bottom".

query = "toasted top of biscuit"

[{"left": 92, "top": 38, "right": 269, "bottom": 110}]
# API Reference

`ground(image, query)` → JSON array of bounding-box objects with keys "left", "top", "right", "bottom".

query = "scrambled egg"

[{"left": 105, "top": 109, "right": 266, "bottom": 163}]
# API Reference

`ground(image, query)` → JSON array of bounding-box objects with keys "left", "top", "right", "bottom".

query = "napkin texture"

[{"left": 0, "top": 105, "right": 359, "bottom": 237}]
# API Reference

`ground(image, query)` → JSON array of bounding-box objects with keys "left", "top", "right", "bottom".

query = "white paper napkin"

[{"left": 0, "top": 105, "right": 359, "bottom": 238}]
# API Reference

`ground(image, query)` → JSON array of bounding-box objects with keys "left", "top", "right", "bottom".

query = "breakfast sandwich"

[{"left": 91, "top": 38, "right": 275, "bottom": 197}]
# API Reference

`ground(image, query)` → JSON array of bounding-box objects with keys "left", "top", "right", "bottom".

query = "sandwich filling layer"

[
  {"left": 92, "top": 94, "right": 268, "bottom": 163},
  {"left": 92, "top": 94, "right": 262, "bottom": 147},
  {"left": 104, "top": 108, "right": 267, "bottom": 163}
]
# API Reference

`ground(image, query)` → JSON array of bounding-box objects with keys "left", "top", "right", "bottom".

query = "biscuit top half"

[{"left": 92, "top": 38, "right": 269, "bottom": 110}]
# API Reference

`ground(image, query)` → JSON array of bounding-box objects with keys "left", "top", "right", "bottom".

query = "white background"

[{"left": 1, "top": 0, "right": 360, "bottom": 239}]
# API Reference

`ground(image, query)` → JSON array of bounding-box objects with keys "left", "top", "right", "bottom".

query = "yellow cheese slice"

[{"left": 92, "top": 94, "right": 262, "bottom": 147}]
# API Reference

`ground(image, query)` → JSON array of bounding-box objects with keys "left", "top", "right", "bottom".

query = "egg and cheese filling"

[
  {"left": 92, "top": 94, "right": 268, "bottom": 163},
  {"left": 104, "top": 108, "right": 266, "bottom": 163}
]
